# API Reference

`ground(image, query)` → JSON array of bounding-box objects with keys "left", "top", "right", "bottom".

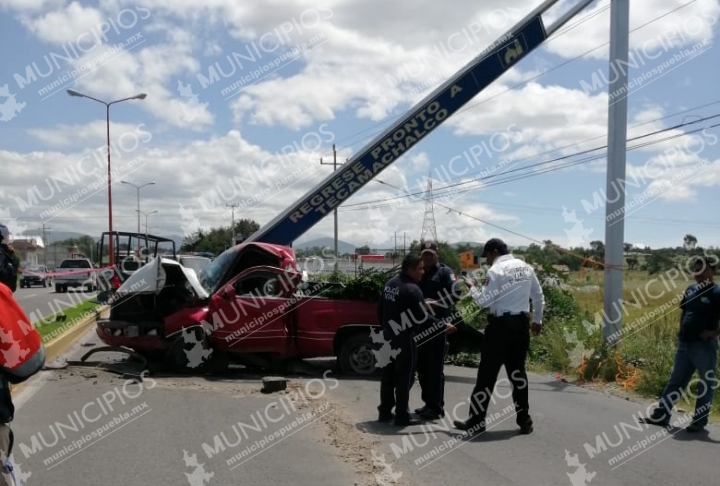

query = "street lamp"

[
  {"left": 121, "top": 180, "right": 155, "bottom": 254},
  {"left": 67, "top": 89, "right": 147, "bottom": 267},
  {"left": 136, "top": 210, "right": 158, "bottom": 257}
]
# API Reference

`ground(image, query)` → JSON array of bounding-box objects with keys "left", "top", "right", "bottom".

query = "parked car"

[
  {"left": 54, "top": 258, "right": 96, "bottom": 292},
  {"left": 21, "top": 265, "right": 52, "bottom": 288},
  {"left": 96, "top": 242, "right": 381, "bottom": 375}
]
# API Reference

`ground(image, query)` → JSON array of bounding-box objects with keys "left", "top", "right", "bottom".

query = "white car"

[{"left": 54, "top": 258, "right": 97, "bottom": 292}]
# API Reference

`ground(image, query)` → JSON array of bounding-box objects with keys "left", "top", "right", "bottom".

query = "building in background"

[{"left": 11, "top": 236, "right": 45, "bottom": 267}]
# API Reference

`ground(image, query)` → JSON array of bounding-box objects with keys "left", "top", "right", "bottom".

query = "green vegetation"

[
  {"left": 318, "top": 239, "right": 720, "bottom": 418},
  {"left": 181, "top": 219, "right": 260, "bottom": 255},
  {"left": 35, "top": 299, "right": 100, "bottom": 341}
]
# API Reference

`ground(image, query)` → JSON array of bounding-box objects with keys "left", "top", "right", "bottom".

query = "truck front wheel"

[
  {"left": 168, "top": 327, "right": 213, "bottom": 373},
  {"left": 338, "top": 333, "right": 379, "bottom": 376}
]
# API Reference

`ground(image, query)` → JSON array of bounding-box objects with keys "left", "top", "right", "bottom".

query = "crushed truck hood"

[{"left": 116, "top": 257, "right": 209, "bottom": 299}]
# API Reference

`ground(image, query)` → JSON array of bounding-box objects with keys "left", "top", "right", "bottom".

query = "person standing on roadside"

[
  {"left": 377, "top": 254, "right": 444, "bottom": 426},
  {"left": 642, "top": 255, "right": 720, "bottom": 432},
  {"left": 0, "top": 225, "right": 19, "bottom": 293},
  {"left": 415, "top": 241, "right": 461, "bottom": 420},
  {"left": 454, "top": 238, "right": 544, "bottom": 436},
  {"left": 0, "top": 225, "right": 45, "bottom": 485}
]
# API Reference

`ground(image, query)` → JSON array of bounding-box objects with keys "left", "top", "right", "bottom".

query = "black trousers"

[
  {"left": 417, "top": 331, "right": 446, "bottom": 412},
  {"left": 467, "top": 314, "right": 531, "bottom": 426},
  {"left": 379, "top": 337, "right": 416, "bottom": 419}
]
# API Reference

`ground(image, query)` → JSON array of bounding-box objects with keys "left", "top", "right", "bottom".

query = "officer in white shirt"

[{"left": 453, "top": 238, "right": 544, "bottom": 435}]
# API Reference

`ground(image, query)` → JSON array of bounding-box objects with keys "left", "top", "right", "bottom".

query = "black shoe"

[
  {"left": 418, "top": 409, "right": 445, "bottom": 420},
  {"left": 640, "top": 414, "right": 670, "bottom": 427},
  {"left": 378, "top": 412, "right": 395, "bottom": 422},
  {"left": 519, "top": 419, "right": 533, "bottom": 435},
  {"left": 394, "top": 415, "right": 423, "bottom": 426},
  {"left": 453, "top": 419, "right": 485, "bottom": 434},
  {"left": 414, "top": 405, "right": 430, "bottom": 414},
  {"left": 686, "top": 421, "right": 706, "bottom": 433}
]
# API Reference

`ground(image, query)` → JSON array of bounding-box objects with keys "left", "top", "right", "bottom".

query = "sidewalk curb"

[
  {"left": 42, "top": 305, "right": 109, "bottom": 363},
  {"left": 11, "top": 305, "right": 109, "bottom": 394}
]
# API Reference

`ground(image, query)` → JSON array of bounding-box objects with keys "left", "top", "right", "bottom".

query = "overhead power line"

[{"left": 339, "top": 114, "right": 720, "bottom": 210}]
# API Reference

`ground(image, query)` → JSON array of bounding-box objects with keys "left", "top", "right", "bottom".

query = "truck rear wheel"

[{"left": 338, "top": 333, "right": 379, "bottom": 376}]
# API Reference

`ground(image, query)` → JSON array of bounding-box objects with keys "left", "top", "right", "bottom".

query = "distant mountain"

[
  {"left": 293, "top": 237, "right": 356, "bottom": 254},
  {"left": 21, "top": 230, "right": 95, "bottom": 244}
]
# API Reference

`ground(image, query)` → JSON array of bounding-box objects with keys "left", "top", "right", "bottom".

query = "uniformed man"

[
  {"left": 642, "top": 255, "right": 720, "bottom": 432},
  {"left": 454, "top": 238, "right": 544, "bottom": 435},
  {"left": 377, "top": 254, "right": 441, "bottom": 426},
  {"left": 415, "top": 241, "right": 461, "bottom": 420}
]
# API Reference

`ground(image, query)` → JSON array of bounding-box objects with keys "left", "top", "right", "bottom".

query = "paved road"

[
  {"left": 14, "top": 287, "right": 97, "bottom": 324},
  {"left": 11, "top": 327, "right": 719, "bottom": 486},
  {"left": 11, "top": 330, "right": 362, "bottom": 486},
  {"left": 321, "top": 365, "right": 720, "bottom": 486}
]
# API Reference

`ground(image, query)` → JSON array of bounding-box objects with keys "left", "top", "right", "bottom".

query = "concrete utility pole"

[
  {"left": 40, "top": 224, "right": 50, "bottom": 268},
  {"left": 227, "top": 203, "right": 239, "bottom": 247},
  {"left": 320, "top": 144, "right": 341, "bottom": 273},
  {"left": 602, "top": 0, "right": 630, "bottom": 346}
]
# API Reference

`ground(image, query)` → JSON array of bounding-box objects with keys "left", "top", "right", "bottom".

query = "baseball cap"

[
  {"left": 421, "top": 241, "right": 438, "bottom": 255},
  {"left": 481, "top": 238, "right": 508, "bottom": 257},
  {"left": 0, "top": 224, "right": 10, "bottom": 243}
]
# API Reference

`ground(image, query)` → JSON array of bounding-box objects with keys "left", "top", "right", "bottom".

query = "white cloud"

[
  {"left": 19, "top": 2, "right": 105, "bottom": 45},
  {"left": 544, "top": 0, "right": 720, "bottom": 60},
  {"left": 27, "top": 120, "right": 143, "bottom": 147},
  {"left": 68, "top": 25, "right": 213, "bottom": 130},
  {"left": 0, "top": 0, "right": 64, "bottom": 12}
]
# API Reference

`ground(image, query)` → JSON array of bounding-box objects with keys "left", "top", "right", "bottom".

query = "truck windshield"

[
  {"left": 198, "top": 249, "right": 237, "bottom": 294},
  {"left": 60, "top": 260, "right": 91, "bottom": 268},
  {"left": 180, "top": 257, "right": 211, "bottom": 275}
]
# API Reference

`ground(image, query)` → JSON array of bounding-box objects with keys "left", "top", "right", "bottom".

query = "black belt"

[{"left": 491, "top": 312, "right": 526, "bottom": 318}]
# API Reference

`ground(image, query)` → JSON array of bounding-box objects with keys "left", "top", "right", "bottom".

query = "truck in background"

[{"left": 94, "top": 231, "right": 177, "bottom": 303}]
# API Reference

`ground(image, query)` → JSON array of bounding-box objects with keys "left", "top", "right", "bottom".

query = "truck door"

[
  {"left": 290, "top": 282, "right": 379, "bottom": 357},
  {"left": 207, "top": 267, "right": 294, "bottom": 355}
]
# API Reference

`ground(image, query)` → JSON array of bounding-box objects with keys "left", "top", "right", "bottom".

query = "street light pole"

[
  {"left": 137, "top": 210, "right": 158, "bottom": 255},
  {"left": 121, "top": 180, "right": 155, "bottom": 253},
  {"left": 67, "top": 89, "right": 147, "bottom": 268}
]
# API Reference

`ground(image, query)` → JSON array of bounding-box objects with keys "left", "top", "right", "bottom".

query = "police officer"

[
  {"left": 377, "top": 254, "right": 441, "bottom": 426},
  {"left": 415, "top": 241, "right": 461, "bottom": 420},
  {"left": 454, "top": 238, "right": 544, "bottom": 435},
  {"left": 642, "top": 255, "right": 720, "bottom": 432},
  {"left": 0, "top": 224, "right": 19, "bottom": 293}
]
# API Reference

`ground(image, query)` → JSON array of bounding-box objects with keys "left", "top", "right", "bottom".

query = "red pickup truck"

[{"left": 96, "top": 242, "right": 381, "bottom": 375}]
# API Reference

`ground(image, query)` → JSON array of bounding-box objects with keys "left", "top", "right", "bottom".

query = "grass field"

[
  {"left": 558, "top": 268, "right": 720, "bottom": 418},
  {"left": 34, "top": 299, "right": 100, "bottom": 342}
]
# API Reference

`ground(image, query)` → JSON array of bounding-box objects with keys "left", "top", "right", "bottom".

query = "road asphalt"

[
  {"left": 14, "top": 287, "right": 97, "bottom": 324},
  {"left": 9, "top": 326, "right": 719, "bottom": 486}
]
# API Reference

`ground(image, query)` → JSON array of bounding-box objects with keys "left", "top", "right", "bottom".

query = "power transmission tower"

[
  {"left": 226, "top": 203, "right": 239, "bottom": 247},
  {"left": 420, "top": 173, "right": 438, "bottom": 243}
]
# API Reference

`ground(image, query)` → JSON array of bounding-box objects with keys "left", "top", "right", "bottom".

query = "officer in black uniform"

[
  {"left": 642, "top": 255, "right": 720, "bottom": 432},
  {"left": 377, "top": 253, "right": 440, "bottom": 426},
  {"left": 415, "top": 241, "right": 462, "bottom": 420}
]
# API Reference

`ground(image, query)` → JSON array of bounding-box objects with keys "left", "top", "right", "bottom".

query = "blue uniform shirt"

[
  {"left": 419, "top": 263, "right": 462, "bottom": 320},
  {"left": 678, "top": 280, "right": 720, "bottom": 342},
  {"left": 378, "top": 274, "right": 438, "bottom": 343}
]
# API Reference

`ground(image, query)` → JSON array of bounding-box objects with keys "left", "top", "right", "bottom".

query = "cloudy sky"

[{"left": 0, "top": 0, "right": 719, "bottom": 251}]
